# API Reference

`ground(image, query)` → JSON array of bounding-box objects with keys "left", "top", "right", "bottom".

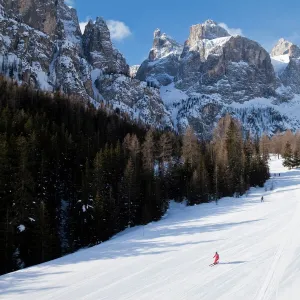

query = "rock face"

[
  {"left": 96, "top": 74, "right": 172, "bottom": 128},
  {"left": 187, "top": 20, "right": 229, "bottom": 42},
  {"left": 2, "top": 0, "right": 59, "bottom": 35},
  {"left": 82, "top": 17, "right": 129, "bottom": 75},
  {"left": 149, "top": 28, "right": 183, "bottom": 60},
  {"left": 0, "top": 0, "right": 92, "bottom": 98},
  {"left": 0, "top": 0, "right": 171, "bottom": 128},
  {"left": 136, "top": 29, "right": 183, "bottom": 86}
]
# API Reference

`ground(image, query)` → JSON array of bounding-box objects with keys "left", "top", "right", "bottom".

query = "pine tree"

[
  {"left": 142, "top": 129, "right": 155, "bottom": 172},
  {"left": 225, "top": 119, "right": 244, "bottom": 196},
  {"left": 182, "top": 127, "right": 199, "bottom": 169},
  {"left": 121, "top": 158, "right": 139, "bottom": 228},
  {"left": 93, "top": 151, "right": 105, "bottom": 242},
  {"left": 283, "top": 142, "right": 293, "bottom": 169},
  {"left": 292, "top": 150, "right": 300, "bottom": 168}
]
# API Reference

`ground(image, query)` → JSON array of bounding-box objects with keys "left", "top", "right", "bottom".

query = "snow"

[
  {"left": 230, "top": 95, "right": 300, "bottom": 127},
  {"left": 129, "top": 65, "right": 140, "bottom": 77},
  {"left": 189, "top": 36, "right": 231, "bottom": 59},
  {"left": 160, "top": 83, "right": 188, "bottom": 106},
  {"left": 151, "top": 33, "right": 183, "bottom": 60},
  {"left": 17, "top": 225, "right": 25, "bottom": 232},
  {"left": 1, "top": 158, "right": 300, "bottom": 299},
  {"left": 90, "top": 68, "right": 104, "bottom": 102},
  {"left": 31, "top": 62, "right": 52, "bottom": 91},
  {"left": 271, "top": 55, "right": 290, "bottom": 74}
]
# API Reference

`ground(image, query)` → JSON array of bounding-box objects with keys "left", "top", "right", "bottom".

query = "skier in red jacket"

[{"left": 213, "top": 252, "right": 219, "bottom": 265}]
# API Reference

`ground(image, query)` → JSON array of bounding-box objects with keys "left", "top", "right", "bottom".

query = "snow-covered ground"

[{"left": 1, "top": 157, "right": 300, "bottom": 300}]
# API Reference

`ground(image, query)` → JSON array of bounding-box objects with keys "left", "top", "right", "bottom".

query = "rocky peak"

[
  {"left": 154, "top": 28, "right": 162, "bottom": 39},
  {"left": 187, "top": 19, "right": 230, "bottom": 46},
  {"left": 149, "top": 28, "right": 183, "bottom": 61},
  {"left": 271, "top": 38, "right": 300, "bottom": 58},
  {"left": 82, "top": 17, "right": 129, "bottom": 74}
]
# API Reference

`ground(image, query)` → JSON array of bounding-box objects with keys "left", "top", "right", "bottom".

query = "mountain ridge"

[{"left": 1, "top": 2, "right": 300, "bottom": 136}]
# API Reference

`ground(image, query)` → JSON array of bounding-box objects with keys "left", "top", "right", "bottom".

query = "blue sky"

[{"left": 66, "top": 0, "right": 300, "bottom": 66}]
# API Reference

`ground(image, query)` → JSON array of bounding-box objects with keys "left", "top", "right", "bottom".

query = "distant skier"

[
  {"left": 213, "top": 252, "right": 219, "bottom": 265},
  {"left": 261, "top": 196, "right": 264, "bottom": 202}
]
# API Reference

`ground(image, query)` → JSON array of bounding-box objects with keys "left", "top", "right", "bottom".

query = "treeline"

[{"left": 0, "top": 77, "right": 269, "bottom": 275}]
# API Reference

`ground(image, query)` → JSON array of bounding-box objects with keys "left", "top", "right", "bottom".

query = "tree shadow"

[{"left": 0, "top": 270, "right": 66, "bottom": 295}]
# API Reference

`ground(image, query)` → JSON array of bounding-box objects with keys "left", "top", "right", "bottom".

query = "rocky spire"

[
  {"left": 154, "top": 28, "right": 162, "bottom": 39},
  {"left": 149, "top": 28, "right": 183, "bottom": 61},
  {"left": 271, "top": 38, "right": 300, "bottom": 58},
  {"left": 82, "top": 17, "right": 129, "bottom": 74}
]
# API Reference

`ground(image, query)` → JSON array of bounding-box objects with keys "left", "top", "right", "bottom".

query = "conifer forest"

[{"left": 0, "top": 77, "right": 270, "bottom": 275}]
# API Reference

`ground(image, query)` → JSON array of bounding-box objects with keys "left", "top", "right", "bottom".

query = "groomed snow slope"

[{"left": 1, "top": 157, "right": 300, "bottom": 300}]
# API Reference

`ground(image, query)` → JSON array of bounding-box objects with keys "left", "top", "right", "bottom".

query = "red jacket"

[{"left": 213, "top": 253, "right": 219, "bottom": 260}]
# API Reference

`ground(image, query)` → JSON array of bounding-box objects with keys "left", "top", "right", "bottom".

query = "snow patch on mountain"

[
  {"left": 271, "top": 55, "right": 290, "bottom": 74},
  {"left": 188, "top": 36, "right": 232, "bottom": 59},
  {"left": 130, "top": 65, "right": 140, "bottom": 78}
]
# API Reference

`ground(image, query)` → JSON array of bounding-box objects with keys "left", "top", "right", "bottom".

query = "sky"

[{"left": 65, "top": 0, "right": 300, "bottom": 66}]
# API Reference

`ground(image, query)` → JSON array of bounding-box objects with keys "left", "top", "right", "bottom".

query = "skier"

[
  {"left": 261, "top": 196, "right": 264, "bottom": 202},
  {"left": 213, "top": 252, "right": 219, "bottom": 265}
]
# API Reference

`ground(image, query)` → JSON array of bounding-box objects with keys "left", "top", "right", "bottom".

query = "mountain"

[
  {"left": 137, "top": 21, "right": 300, "bottom": 137},
  {"left": 0, "top": 0, "right": 172, "bottom": 128},
  {"left": 1, "top": 1, "right": 300, "bottom": 136},
  {"left": 137, "top": 20, "right": 277, "bottom": 102}
]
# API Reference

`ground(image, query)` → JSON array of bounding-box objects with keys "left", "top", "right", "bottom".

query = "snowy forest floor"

[{"left": 1, "top": 157, "right": 300, "bottom": 300}]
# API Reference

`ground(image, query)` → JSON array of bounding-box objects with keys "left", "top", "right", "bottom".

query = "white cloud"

[
  {"left": 219, "top": 23, "right": 243, "bottom": 36},
  {"left": 107, "top": 20, "right": 132, "bottom": 42},
  {"left": 64, "top": 0, "right": 74, "bottom": 7}
]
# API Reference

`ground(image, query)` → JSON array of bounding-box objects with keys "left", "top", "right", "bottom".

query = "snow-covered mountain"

[
  {"left": 0, "top": 0, "right": 173, "bottom": 128},
  {"left": 271, "top": 38, "right": 300, "bottom": 94},
  {"left": 137, "top": 20, "right": 300, "bottom": 137},
  {"left": 1, "top": 1, "right": 300, "bottom": 136}
]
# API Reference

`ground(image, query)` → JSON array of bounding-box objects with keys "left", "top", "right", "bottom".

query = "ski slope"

[{"left": 1, "top": 157, "right": 300, "bottom": 300}]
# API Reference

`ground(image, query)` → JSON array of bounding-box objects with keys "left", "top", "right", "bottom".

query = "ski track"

[{"left": 1, "top": 157, "right": 300, "bottom": 300}]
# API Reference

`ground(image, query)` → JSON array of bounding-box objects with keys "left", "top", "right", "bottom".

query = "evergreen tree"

[
  {"left": 283, "top": 142, "right": 293, "bottom": 169},
  {"left": 292, "top": 150, "right": 300, "bottom": 168}
]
